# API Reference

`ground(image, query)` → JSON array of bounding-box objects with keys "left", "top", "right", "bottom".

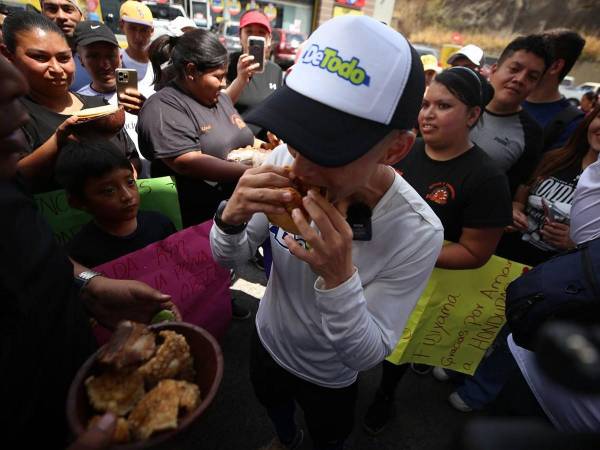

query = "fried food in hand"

[
  {"left": 88, "top": 415, "right": 131, "bottom": 444},
  {"left": 138, "top": 330, "right": 192, "bottom": 385},
  {"left": 85, "top": 370, "right": 145, "bottom": 416},
  {"left": 97, "top": 321, "right": 156, "bottom": 371}
]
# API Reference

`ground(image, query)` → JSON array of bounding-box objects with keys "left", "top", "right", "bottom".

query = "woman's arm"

[
  {"left": 17, "top": 116, "right": 79, "bottom": 183},
  {"left": 436, "top": 227, "right": 505, "bottom": 269},
  {"left": 507, "top": 184, "right": 530, "bottom": 232},
  {"left": 163, "top": 151, "right": 248, "bottom": 182}
]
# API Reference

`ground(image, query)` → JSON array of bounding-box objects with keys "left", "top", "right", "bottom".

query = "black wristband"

[{"left": 214, "top": 200, "right": 247, "bottom": 235}]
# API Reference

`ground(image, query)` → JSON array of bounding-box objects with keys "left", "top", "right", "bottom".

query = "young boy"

[{"left": 55, "top": 140, "right": 175, "bottom": 267}]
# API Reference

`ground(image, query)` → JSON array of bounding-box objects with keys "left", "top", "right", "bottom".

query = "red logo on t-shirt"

[{"left": 426, "top": 182, "right": 456, "bottom": 205}]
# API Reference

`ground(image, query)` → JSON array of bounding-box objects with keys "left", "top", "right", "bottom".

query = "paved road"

[{"left": 167, "top": 262, "right": 474, "bottom": 450}]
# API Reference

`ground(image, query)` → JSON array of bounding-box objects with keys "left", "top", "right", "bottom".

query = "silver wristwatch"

[{"left": 74, "top": 270, "right": 102, "bottom": 290}]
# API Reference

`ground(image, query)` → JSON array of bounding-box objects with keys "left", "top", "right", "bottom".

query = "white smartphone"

[{"left": 248, "top": 36, "right": 266, "bottom": 73}]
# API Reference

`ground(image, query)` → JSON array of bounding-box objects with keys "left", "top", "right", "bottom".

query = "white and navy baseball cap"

[{"left": 245, "top": 15, "right": 424, "bottom": 167}]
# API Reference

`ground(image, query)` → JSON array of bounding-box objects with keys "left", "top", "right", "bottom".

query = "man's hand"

[
  {"left": 540, "top": 221, "right": 575, "bottom": 250},
  {"left": 283, "top": 189, "right": 355, "bottom": 289},
  {"left": 221, "top": 164, "right": 292, "bottom": 225},
  {"left": 118, "top": 88, "right": 146, "bottom": 115},
  {"left": 67, "top": 413, "right": 116, "bottom": 450},
  {"left": 236, "top": 53, "right": 260, "bottom": 84},
  {"left": 81, "top": 277, "right": 176, "bottom": 329}
]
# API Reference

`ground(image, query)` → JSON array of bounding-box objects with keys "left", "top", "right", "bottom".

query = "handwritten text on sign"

[
  {"left": 387, "top": 255, "right": 528, "bottom": 375},
  {"left": 94, "top": 221, "right": 231, "bottom": 341}
]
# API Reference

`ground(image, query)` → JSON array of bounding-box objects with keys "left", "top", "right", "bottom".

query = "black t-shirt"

[
  {"left": 68, "top": 210, "right": 176, "bottom": 267},
  {"left": 227, "top": 51, "right": 283, "bottom": 116},
  {"left": 138, "top": 83, "right": 254, "bottom": 226},
  {"left": 395, "top": 140, "right": 512, "bottom": 242},
  {"left": 0, "top": 177, "right": 96, "bottom": 446},
  {"left": 20, "top": 94, "right": 139, "bottom": 193}
]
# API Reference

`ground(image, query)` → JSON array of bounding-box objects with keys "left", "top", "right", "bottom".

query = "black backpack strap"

[{"left": 542, "top": 104, "right": 583, "bottom": 151}]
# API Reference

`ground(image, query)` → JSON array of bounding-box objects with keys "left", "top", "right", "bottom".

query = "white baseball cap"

[
  {"left": 447, "top": 44, "right": 484, "bottom": 67},
  {"left": 245, "top": 15, "right": 424, "bottom": 167}
]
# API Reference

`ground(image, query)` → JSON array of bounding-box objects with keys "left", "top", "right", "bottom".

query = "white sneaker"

[
  {"left": 448, "top": 391, "right": 473, "bottom": 412},
  {"left": 432, "top": 366, "right": 450, "bottom": 382}
]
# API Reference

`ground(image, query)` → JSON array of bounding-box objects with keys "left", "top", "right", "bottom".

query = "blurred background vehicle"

[
  {"left": 185, "top": 0, "right": 211, "bottom": 29},
  {"left": 271, "top": 28, "right": 306, "bottom": 69},
  {"left": 412, "top": 43, "right": 440, "bottom": 60},
  {"left": 559, "top": 81, "right": 600, "bottom": 106},
  {"left": 216, "top": 20, "right": 241, "bottom": 54},
  {"left": 480, "top": 55, "right": 498, "bottom": 78},
  {"left": 143, "top": 1, "right": 187, "bottom": 39}
]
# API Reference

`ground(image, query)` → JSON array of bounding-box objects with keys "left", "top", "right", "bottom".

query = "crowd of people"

[{"left": 1, "top": 0, "right": 599, "bottom": 448}]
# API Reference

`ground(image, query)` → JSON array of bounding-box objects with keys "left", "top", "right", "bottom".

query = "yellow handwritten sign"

[{"left": 387, "top": 255, "right": 529, "bottom": 375}]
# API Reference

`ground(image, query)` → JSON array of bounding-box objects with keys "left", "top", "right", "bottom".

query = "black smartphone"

[{"left": 248, "top": 36, "right": 265, "bottom": 73}]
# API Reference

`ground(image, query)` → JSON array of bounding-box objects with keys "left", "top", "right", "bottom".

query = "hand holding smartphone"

[
  {"left": 115, "top": 68, "right": 138, "bottom": 103},
  {"left": 248, "top": 36, "right": 266, "bottom": 73}
]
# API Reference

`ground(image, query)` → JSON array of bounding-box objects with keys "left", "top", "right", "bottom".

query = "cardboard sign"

[
  {"left": 386, "top": 255, "right": 529, "bottom": 375},
  {"left": 34, "top": 177, "right": 183, "bottom": 245},
  {"left": 93, "top": 221, "right": 232, "bottom": 341}
]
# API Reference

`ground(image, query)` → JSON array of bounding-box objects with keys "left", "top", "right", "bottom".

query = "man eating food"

[{"left": 210, "top": 15, "right": 443, "bottom": 450}]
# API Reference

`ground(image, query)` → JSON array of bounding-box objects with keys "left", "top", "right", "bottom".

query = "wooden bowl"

[
  {"left": 66, "top": 322, "right": 224, "bottom": 449},
  {"left": 71, "top": 106, "right": 126, "bottom": 139}
]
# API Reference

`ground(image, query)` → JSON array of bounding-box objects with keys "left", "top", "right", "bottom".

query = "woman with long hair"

[
  {"left": 0, "top": 11, "right": 139, "bottom": 193},
  {"left": 138, "top": 28, "right": 257, "bottom": 227},
  {"left": 363, "top": 67, "right": 512, "bottom": 434},
  {"left": 499, "top": 104, "right": 600, "bottom": 266}
]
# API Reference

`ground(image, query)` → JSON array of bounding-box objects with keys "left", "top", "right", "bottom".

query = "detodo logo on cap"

[{"left": 301, "top": 44, "right": 370, "bottom": 86}]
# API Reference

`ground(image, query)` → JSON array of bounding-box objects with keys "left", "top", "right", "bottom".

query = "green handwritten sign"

[
  {"left": 387, "top": 254, "right": 529, "bottom": 375},
  {"left": 34, "top": 177, "right": 182, "bottom": 245}
]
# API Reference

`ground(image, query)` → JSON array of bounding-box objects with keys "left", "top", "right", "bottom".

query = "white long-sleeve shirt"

[
  {"left": 570, "top": 152, "right": 600, "bottom": 245},
  {"left": 210, "top": 146, "right": 443, "bottom": 388}
]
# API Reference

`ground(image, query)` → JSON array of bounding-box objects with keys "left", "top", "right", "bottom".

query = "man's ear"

[
  {"left": 549, "top": 58, "right": 565, "bottom": 77},
  {"left": 380, "top": 130, "right": 416, "bottom": 166}
]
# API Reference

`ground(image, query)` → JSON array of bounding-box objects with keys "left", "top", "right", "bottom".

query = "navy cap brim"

[{"left": 244, "top": 84, "right": 392, "bottom": 167}]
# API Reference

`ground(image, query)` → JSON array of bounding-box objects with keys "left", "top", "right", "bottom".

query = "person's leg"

[
  {"left": 489, "top": 360, "right": 551, "bottom": 423},
  {"left": 363, "top": 361, "right": 410, "bottom": 435},
  {"left": 249, "top": 328, "right": 301, "bottom": 446},
  {"left": 295, "top": 377, "right": 358, "bottom": 450},
  {"left": 452, "top": 326, "right": 517, "bottom": 410}
]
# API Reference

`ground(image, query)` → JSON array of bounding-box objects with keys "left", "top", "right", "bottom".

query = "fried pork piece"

[
  {"left": 85, "top": 370, "right": 145, "bottom": 416},
  {"left": 138, "top": 330, "right": 192, "bottom": 385},
  {"left": 97, "top": 321, "right": 156, "bottom": 371},
  {"left": 128, "top": 379, "right": 201, "bottom": 441},
  {"left": 88, "top": 415, "right": 131, "bottom": 444},
  {"left": 128, "top": 380, "right": 180, "bottom": 440},
  {"left": 173, "top": 379, "right": 200, "bottom": 413}
]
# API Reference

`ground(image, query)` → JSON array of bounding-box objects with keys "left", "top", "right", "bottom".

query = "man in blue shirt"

[{"left": 523, "top": 29, "right": 585, "bottom": 152}]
